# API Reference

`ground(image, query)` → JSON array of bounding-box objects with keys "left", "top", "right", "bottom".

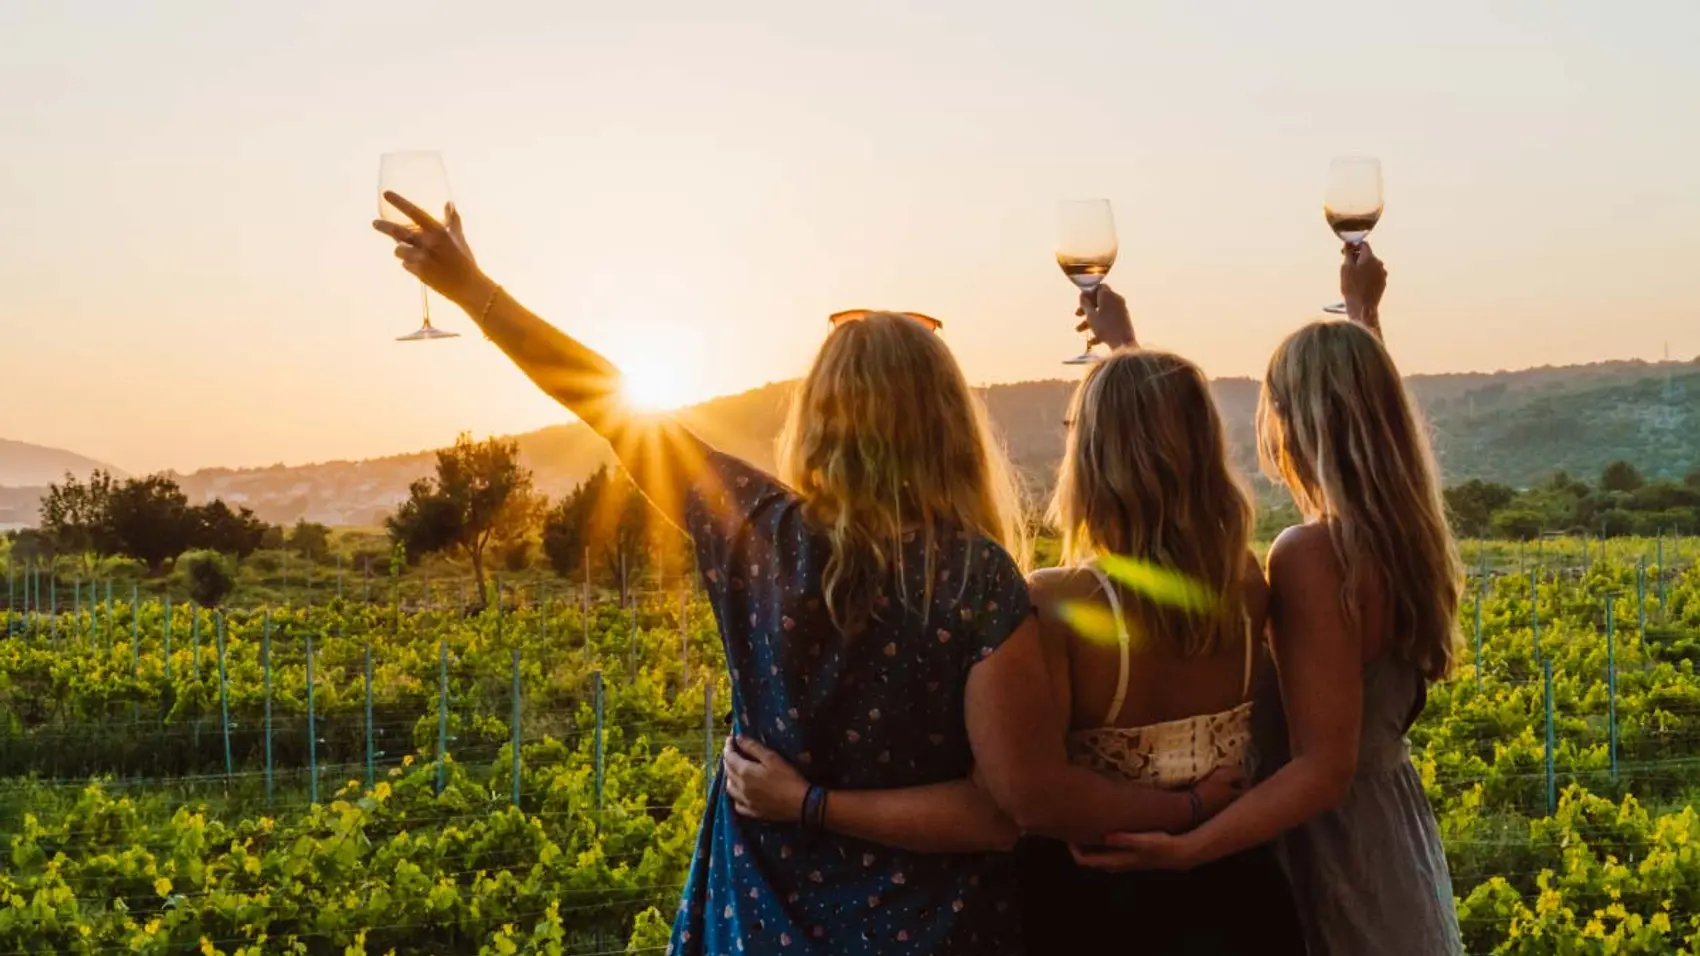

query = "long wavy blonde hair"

[
  {"left": 1050, "top": 349, "right": 1255, "bottom": 656},
  {"left": 1257, "top": 321, "right": 1462, "bottom": 680},
  {"left": 777, "top": 314, "right": 1028, "bottom": 635}
]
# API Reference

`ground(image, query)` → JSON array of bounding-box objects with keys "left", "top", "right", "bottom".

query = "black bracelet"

[
  {"left": 802, "top": 785, "right": 829, "bottom": 837},
  {"left": 1186, "top": 788, "right": 1204, "bottom": 830}
]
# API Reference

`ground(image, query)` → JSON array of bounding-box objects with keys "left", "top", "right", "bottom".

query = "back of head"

[
  {"left": 1256, "top": 321, "right": 1462, "bottom": 679},
  {"left": 1050, "top": 348, "right": 1254, "bottom": 656},
  {"left": 777, "top": 313, "right": 1027, "bottom": 634}
]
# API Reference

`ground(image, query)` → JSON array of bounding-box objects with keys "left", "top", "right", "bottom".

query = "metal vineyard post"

[
  {"left": 130, "top": 584, "right": 139, "bottom": 676},
  {"left": 436, "top": 637, "right": 449, "bottom": 796},
  {"left": 192, "top": 604, "right": 201, "bottom": 680},
  {"left": 511, "top": 648, "right": 522, "bottom": 808},
  {"left": 1543, "top": 658, "right": 1556, "bottom": 815},
  {"left": 365, "top": 643, "right": 375, "bottom": 790},
  {"left": 163, "top": 598, "right": 172, "bottom": 680},
  {"left": 264, "top": 610, "right": 273, "bottom": 805},
  {"left": 1474, "top": 581, "right": 1484, "bottom": 692},
  {"left": 1606, "top": 595, "right": 1618, "bottom": 781},
  {"left": 1531, "top": 569, "right": 1541, "bottom": 664},
  {"left": 217, "top": 613, "right": 233, "bottom": 778},
  {"left": 307, "top": 630, "right": 318, "bottom": 805},
  {"left": 593, "top": 670, "right": 605, "bottom": 809}
]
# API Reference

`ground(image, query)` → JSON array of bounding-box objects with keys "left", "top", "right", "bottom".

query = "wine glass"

[
  {"left": 378, "top": 151, "right": 460, "bottom": 341},
  {"left": 1055, "top": 199, "right": 1118, "bottom": 364},
  {"left": 1321, "top": 156, "right": 1383, "bottom": 315}
]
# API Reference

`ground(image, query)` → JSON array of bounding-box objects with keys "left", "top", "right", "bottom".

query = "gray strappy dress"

[{"left": 1252, "top": 655, "right": 1464, "bottom": 955}]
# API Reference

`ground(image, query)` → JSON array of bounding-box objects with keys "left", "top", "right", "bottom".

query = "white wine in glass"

[
  {"left": 1321, "top": 155, "right": 1383, "bottom": 315},
  {"left": 378, "top": 150, "right": 460, "bottom": 341},
  {"left": 1056, "top": 199, "right": 1118, "bottom": 364}
]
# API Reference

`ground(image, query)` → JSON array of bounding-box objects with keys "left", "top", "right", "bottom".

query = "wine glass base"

[
  {"left": 1321, "top": 302, "right": 1349, "bottom": 315},
  {"left": 397, "top": 325, "right": 461, "bottom": 341},
  {"left": 1062, "top": 353, "right": 1100, "bottom": 366}
]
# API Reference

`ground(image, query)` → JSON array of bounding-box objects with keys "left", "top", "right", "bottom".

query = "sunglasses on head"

[{"left": 827, "top": 310, "right": 943, "bottom": 332}]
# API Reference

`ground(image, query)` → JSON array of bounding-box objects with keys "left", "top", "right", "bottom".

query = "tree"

[
  {"left": 388, "top": 478, "right": 462, "bottom": 562},
  {"left": 194, "top": 500, "right": 270, "bottom": 559},
  {"left": 286, "top": 520, "right": 333, "bottom": 563},
  {"left": 385, "top": 433, "right": 536, "bottom": 604},
  {"left": 38, "top": 470, "right": 116, "bottom": 562},
  {"left": 105, "top": 475, "right": 196, "bottom": 574},
  {"left": 181, "top": 550, "right": 236, "bottom": 608},
  {"left": 1489, "top": 508, "right": 1543, "bottom": 541},
  {"left": 1600, "top": 460, "right": 1645, "bottom": 493},
  {"left": 542, "top": 466, "right": 608, "bottom": 581},
  {"left": 1686, "top": 469, "right": 1700, "bottom": 491},
  {"left": 1444, "top": 479, "right": 1516, "bottom": 538}
]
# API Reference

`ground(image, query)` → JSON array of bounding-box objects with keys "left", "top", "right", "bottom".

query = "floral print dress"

[{"left": 667, "top": 449, "right": 1032, "bottom": 956}]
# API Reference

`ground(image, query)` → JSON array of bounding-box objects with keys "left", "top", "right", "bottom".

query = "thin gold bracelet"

[{"left": 477, "top": 282, "right": 502, "bottom": 339}]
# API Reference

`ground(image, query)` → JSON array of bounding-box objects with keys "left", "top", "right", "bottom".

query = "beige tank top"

[{"left": 1065, "top": 566, "right": 1255, "bottom": 788}]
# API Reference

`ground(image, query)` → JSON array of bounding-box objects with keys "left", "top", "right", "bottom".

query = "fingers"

[
  {"left": 382, "top": 191, "right": 444, "bottom": 232},
  {"left": 1069, "top": 845, "right": 1139, "bottom": 871},
  {"left": 722, "top": 738, "right": 753, "bottom": 777},
  {"left": 373, "top": 220, "right": 420, "bottom": 243},
  {"left": 735, "top": 736, "right": 780, "bottom": 765},
  {"left": 1075, "top": 319, "right": 1090, "bottom": 333}
]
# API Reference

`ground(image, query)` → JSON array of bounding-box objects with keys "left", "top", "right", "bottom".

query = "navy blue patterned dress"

[{"left": 667, "top": 449, "right": 1032, "bottom": 956}]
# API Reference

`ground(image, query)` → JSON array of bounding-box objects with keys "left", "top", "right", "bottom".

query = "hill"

[
  {"left": 3, "top": 360, "right": 1697, "bottom": 527},
  {"left": 0, "top": 441, "right": 127, "bottom": 530},
  {"left": 0, "top": 439, "right": 125, "bottom": 488}
]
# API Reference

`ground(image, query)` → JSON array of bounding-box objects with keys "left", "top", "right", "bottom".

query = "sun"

[{"left": 619, "top": 361, "right": 690, "bottom": 412}]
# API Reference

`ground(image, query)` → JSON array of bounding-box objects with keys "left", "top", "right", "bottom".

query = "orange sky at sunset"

[{"left": 3, "top": 1, "right": 1696, "bottom": 474}]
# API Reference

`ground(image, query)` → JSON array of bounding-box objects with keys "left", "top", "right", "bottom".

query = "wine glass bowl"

[
  {"left": 1056, "top": 199, "right": 1118, "bottom": 363},
  {"left": 379, "top": 151, "right": 460, "bottom": 341},
  {"left": 1321, "top": 156, "right": 1382, "bottom": 314}
]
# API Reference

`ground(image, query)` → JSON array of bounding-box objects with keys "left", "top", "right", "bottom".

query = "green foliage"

[
  {"left": 1602, "top": 460, "right": 1647, "bottom": 493},
  {"left": 387, "top": 434, "right": 540, "bottom": 604},
  {"left": 3, "top": 544, "right": 1699, "bottom": 952},
  {"left": 37, "top": 471, "right": 274, "bottom": 570},
  {"left": 286, "top": 520, "right": 333, "bottom": 563},
  {"left": 196, "top": 500, "right": 272, "bottom": 559},
  {"left": 181, "top": 550, "right": 236, "bottom": 608},
  {"left": 1447, "top": 480, "right": 1517, "bottom": 538}
]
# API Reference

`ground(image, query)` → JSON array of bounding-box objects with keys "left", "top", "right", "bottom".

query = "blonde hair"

[
  {"left": 1050, "top": 349, "right": 1255, "bottom": 656},
  {"left": 1256, "top": 321, "right": 1462, "bottom": 680},
  {"left": 777, "top": 314, "right": 1028, "bottom": 635}
]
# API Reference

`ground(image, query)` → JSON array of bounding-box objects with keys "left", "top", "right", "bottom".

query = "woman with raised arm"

[
  {"left": 723, "top": 287, "right": 1304, "bottom": 954},
  {"left": 1078, "top": 244, "right": 1466, "bottom": 955},
  {"left": 372, "top": 196, "right": 1238, "bottom": 955}
]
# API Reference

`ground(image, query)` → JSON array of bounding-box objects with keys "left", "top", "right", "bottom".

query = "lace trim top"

[{"left": 1065, "top": 566, "right": 1255, "bottom": 789}]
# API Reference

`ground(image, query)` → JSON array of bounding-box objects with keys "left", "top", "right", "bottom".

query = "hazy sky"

[{"left": 4, "top": 0, "right": 1697, "bottom": 474}]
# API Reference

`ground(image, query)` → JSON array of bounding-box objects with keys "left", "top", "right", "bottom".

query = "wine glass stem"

[{"left": 420, "top": 282, "right": 432, "bottom": 323}]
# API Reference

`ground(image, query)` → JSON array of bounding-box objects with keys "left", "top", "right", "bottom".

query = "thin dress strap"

[
  {"left": 1088, "top": 566, "right": 1132, "bottom": 726},
  {"left": 1240, "top": 607, "right": 1255, "bottom": 701}
]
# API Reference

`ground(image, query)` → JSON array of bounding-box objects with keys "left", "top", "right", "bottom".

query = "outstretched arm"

[
  {"left": 966, "top": 616, "right": 1239, "bottom": 845},
  {"left": 373, "top": 194, "right": 705, "bottom": 528},
  {"left": 724, "top": 739, "right": 1019, "bottom": 854}
]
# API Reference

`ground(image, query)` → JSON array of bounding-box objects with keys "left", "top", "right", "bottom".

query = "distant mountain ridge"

[{"left": 4, "top": 358, "right": 1697, "bottom": 528}]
